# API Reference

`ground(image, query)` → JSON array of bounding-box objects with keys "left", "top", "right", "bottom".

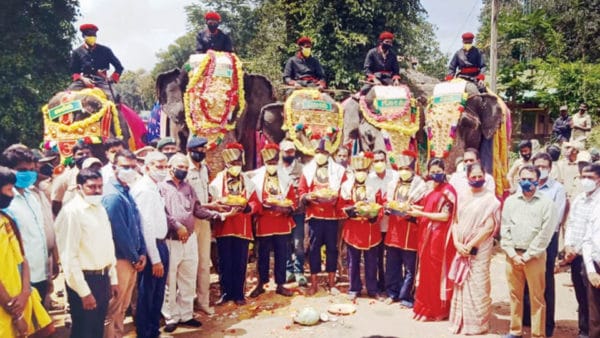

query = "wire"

[{"left": 448, "top": 0, "right": 482, "bottom": 51}]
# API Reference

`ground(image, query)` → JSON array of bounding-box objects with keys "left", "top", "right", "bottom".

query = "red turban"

[
  {"left": 297, "top": 36, "right": 312, "bottom": 46},
  {"left": 79, "top": 24, "right": 98, "bottom": 34},
  {"left": 379, "top": 31, "right": 394, "bottom": 41},
  {"left": 263, "top": 143, "right": 280, "bottom": 151},
  {"left": 461, "top": 32, "right": 475, "bottom": 41},
  {"left": 226, "top": 142, "right": 244, "bottom": 151},
  {"left": 205, "top": 11, "right": 221, "bottom": 21}
]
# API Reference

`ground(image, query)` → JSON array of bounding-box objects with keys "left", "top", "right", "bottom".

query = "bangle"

[{"left": 12, "top": 313, "right": 24, "bottom": 321}]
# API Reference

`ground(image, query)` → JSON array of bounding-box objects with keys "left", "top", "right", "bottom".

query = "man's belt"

[
  {"left": 82, "top": 265, "right": 111, "bottom": 276},
  {"left": 298, "top": 76, "right": 318, "bottom": 82},
  {"left": 459, "top": 67, "right": 480, "bottom": 74}
]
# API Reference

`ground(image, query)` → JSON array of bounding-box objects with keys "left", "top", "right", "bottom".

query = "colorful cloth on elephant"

[
  {"left": 448, "top": 189, "right": 499, "bottom": 334},
  {"left": 146, "top": 102, "right": 162, "bottom": 143},
  {"left": 426, "top": 81, "right": 467, "bottom": 158},
  {"left": 118, "top": 103, "right": 146, "bottom": 150},
  {"left": 0, "top": 212, "right": 53, "bottom": 337},
  {"left": 413, "top": 182, "right": 457, "bottom": 320}
]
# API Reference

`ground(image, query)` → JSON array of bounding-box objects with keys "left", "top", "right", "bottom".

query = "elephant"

[{"left": 155, "top": 68, "right": 276, "bottom": 171}]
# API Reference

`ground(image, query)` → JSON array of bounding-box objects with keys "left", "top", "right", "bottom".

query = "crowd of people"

[{"left": 1, "top": 132, "right": 600, "bottom": 338}]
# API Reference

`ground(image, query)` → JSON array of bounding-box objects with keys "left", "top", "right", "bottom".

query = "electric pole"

[{"left": 490, "top": 0, "right": 498, "bottom": 93}]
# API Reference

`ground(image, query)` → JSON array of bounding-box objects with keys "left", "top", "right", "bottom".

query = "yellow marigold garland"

[{"left": 359, "top": 97, "right": 420, "bottom": 135}]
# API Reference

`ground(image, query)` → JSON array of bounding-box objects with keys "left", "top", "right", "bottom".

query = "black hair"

[
  {"left": 72, "top": 142, "right": 92, "bottom": 156},
  {"left": 374, "top": 149, "right": 387, "bottom": 159},
  {"left": 0, "top": 166, "right": 16, "bottom": 188},
  {"left": 519, "top": 164, "right": 540, "bottom": 179},
  {"left": 547, "top": 145, "right": 561, "bottom": 161},
  {"left": 532, "top": 152, "right": 553, "bottom": 169},
  {"left": 1, "top": 146, "right": 36, "bottom": 169},
  {"left": 582, "top": 163, "right": 600, "bottom": 177},
  {"left": 518, "top": 139, "right": 532, "bottom": 151},
  {"left": 113, "top": 149, "right": 137, "bottom": 164},
  {"left": 76, "top": 168, "right": 103, "bottom": 185},
  {"left": 427, "top": 157, "right": 446, "bottom": 171},
  {"left": 463, "top": 147, "right": 480, "bottom": 160},
  {"left": 104, "top": 137, "right": 126, "bottom": 151},
  {"left": 466, "top": 162, "right": 484, "bottom": 177}
]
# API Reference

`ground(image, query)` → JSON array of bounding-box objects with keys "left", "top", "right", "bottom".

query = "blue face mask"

[
  {"left": 519, "top": 179, "right": 538, "bottom": 193},
  {"left": 15, "top": 170, "right": 38, "bottom": 189},
  {"left": 430, "top": 173, "right": 446, "bottom": 183}
]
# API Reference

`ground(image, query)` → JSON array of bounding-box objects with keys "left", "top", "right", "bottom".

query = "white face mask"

[
  {"left": 315, "top": 153, "right": 328, "bottom": 166},
  {"left": 227, "top": 165, "right": 242, "bottom": 177},
  {"left": 539, "top": 168, "right": 549, "bottom": 180},
  {"left": 580, "top": 178, "right": 598, "bottom": 193},
  {"left": 149, "top": 169, "right": 168, "bottom": 183},
  {"left": 266, "top": 164, "right": 278, "bottom": 175},
  {"left": 84, "top": 194, "right": 103, "bottom": 206},
  {"left": 117, "top": 168, "right": 139, "bottom": 185},
  {"left": 373, "top": 162, "right": 386, "bottom": 174}
]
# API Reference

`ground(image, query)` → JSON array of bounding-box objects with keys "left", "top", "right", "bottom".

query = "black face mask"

[
  {"left": 381, "top": 43, "right": 392, "bottom": 52},
  {"left": 521, "top": 153, "right": 531, "bottom": 161},
  {"left": 39, "top": 163, "right": 54, "bottom": 177},
  {"left": 207, "top": 23, "right": 219, "bottom": 33},
  {"left": 190, "top": 151, "right": 206, "bottom": 163},
  {"left": 173, "top": 168, "right": 188, "bottom": 181},
  {"left": 74, "top": 156, "right": 89, "bottom": 169},
  {"left": 0, "top": 193, "right": 13, "bottom": 209},
  {"left": 164, "top": 152, "right": 176, "bottom": 160},
  {"left": 282, "top": 155, "right": 295, "bottom": 164}
]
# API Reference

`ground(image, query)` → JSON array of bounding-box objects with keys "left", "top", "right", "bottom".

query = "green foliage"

[
  {"left": 152, "top": 33, "right": 196, "bottom": 77},
  {"left": 0, "top": 0, "right": 79, "bottom": 150},
  {"left": 115, "top": 69, "right": 155, "bottom": 112}
]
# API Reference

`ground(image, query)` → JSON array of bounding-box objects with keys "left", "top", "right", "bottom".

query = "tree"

[
  {"left": 115, "top": 69, "right": 155, "bottom": 112},
  {"left": 0, "top": 0, "right": 79, "bottom": 150}
]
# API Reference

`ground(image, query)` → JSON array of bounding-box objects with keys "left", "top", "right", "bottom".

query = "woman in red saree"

[
  {"left": 408, "top": 158, "right": 457, "bottom": 321},
  {"left": 448, "top": 163, "right": 500, "bottom": 334}
]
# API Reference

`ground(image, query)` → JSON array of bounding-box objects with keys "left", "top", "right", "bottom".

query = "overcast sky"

[{"left": 75, "top": 0, "right": 483, "bottom": 71}]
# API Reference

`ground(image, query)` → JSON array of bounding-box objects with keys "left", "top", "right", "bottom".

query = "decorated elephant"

[
  {"left": 42, "top": 87, "right": 145, "bottom": 164},
  {"left": 155, "top": 52, "right": 276, "bottom": 173}
]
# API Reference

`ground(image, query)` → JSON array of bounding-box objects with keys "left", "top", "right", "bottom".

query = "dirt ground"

[{"left": 49, "top": 247, "right": 580, "bottom": 338}]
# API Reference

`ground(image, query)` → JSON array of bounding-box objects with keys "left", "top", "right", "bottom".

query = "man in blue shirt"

[{"left": 102, "top": 149, "right": 146, "bottom": 338}]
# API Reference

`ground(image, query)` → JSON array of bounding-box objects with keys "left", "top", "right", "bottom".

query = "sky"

[{"left": 75, "top": 0, "right": 483, "bottom": 71}]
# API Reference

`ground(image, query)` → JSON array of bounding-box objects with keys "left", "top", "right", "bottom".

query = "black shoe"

[
  {"left": 181, "top": 318, "right": 202, "bottom": 327},
  {"left": 215, "top": 293, "right": 231, "bottom": 306},
  {"left": 249, "top": 285, "right": 265, "bottom": 298},
  {"left": 501, "top": 334, "right": 522, "bottom": 338},
  {"left": 163, "top": 323, "right": 177, "bottom": 333},
  {"left": 276, "top": 285, "right": 293, "bottom": 297},
  {"left": 234, "top": 299, "right": 247, "bottom": 305}
]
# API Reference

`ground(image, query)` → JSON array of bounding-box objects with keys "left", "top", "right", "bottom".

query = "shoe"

[
  {"left": 383, "top": 297, "right": 395, "bottom": 305},
  {"left": 215, "top": 293, "right": 231, "bottom": 306},
  {"left": 198, "top": 305, "right": 215, "bottom": 315},
  {"left": 249, "top": 285, "right": 265, "bottom": 298},
  {"left": 276, "top": 285, "right": 293, "bottom": 297},
  {"left": 500, "top": 334, "right": 522, "bottom": 338},
  {"left": 181, "top": 318, "right": 202, "bottom": 327},
  {"left": 163, "top": 323, "right": 177, "bottom": 333},
  {"left": 234, "top": 299, "right": 247, "bottom": 306},
  {"left": 399, "top": 300, "right": 414, "bottom": 308},
  {"left": 295, "top": 274, "right": 308, "bottom": 286},
  {"left": 347, "top": 292, "right": 358, "bottom": 301}
]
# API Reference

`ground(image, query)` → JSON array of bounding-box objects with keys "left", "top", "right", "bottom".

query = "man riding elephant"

[
  {"left": 195, "top": 11, "right": 233, "bottom": 53},
  {"left": 359, "top": 31, "right": 401, "bottom": 96},
  {"left": 283, "top": 36, "right": 326, "bottom": 89},
  {"left": 69, "top": 24, "right": 123, "bottom": 98},
  {"left": 446, "top": 32, "right": 486, "bottom": 92}
]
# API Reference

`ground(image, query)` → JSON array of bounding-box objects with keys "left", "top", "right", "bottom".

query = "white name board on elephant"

[
  {"left": 372, "top": 85, "right": 411, "bottom": 116},
  {"left": 426, "top": 80, "right": 468, "bottom": 158},
  {"left": 188, "top": 53, "right": 234, "bottom": 78},
  {"left": 432, "top": 81, "right": 467, "bottom": 103}
]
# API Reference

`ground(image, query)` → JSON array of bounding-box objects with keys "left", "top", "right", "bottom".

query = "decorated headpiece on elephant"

[
  {"left": 155, "top": 51, "right": 276, "bottom": 175},
  {"left": 42, "top": 87, "right": 144, "bottom": 165}
]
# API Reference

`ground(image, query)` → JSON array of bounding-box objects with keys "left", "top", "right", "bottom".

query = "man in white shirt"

[
  {"left": 131, "top": 152, "right": 170, "bottom": 337},
  {"left": 367, "top": 150, "right": 397, "bottom": 293},
  {"left": 582, "top": 163, "right": 600, "bottom": 338},
  {"left": 54, "top": 169, "right": 119, "bottom": 338},
  {"left": 100, "top": 137, "right": 126, "bottom": 186},
  {"left": 449, "top": 147, "right": 496, "bottom": 204}
]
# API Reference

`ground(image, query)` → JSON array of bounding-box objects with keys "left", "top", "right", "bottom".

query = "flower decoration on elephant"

[
  {"left": 42, "top": 87, "right": 122, "bottom": 164},
  {"left": 358, "top": 84, "right": 419, "bottom": 136},
  {"left": 282, "top": 88, "right": 343, "bottom": 155},
  {"left": 183, "top": 51, "right": 245, "bottom": 150},
  {"left": 425, "top": 80, "right": 469, "bottom": 159}
]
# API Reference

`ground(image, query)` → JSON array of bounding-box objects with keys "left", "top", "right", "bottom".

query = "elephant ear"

[
  {"left": 155, "top": 68, "right": 187, "bottom": 126},
  {"left": 479, "top": 94, "right": 503, "bottom": 140}
]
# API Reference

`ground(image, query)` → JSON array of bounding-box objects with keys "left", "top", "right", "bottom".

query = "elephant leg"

[
  {"left": 342, "top": 99, "right": 361, "bottom": 147},
  {"left": 480, "top": 137, "right": 493, "bottom": 174}
]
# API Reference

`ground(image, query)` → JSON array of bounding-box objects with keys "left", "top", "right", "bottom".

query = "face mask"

[
  {"left": 301, "top": 47, "right": 311, "bottom": 58},
  {"left": 207, "top": 22, "right": 219, "bottom": 33},
  {"left": 190, "top": 151, "right": 206, "bottom": 163},
  {"left": 15, "top": 171, "right": 38, "bottom": 189},
  {"left": 84, "top": 36, "right": 96, "bottom": 46},
  {"left": 164, "top": 152, "right": 176, "bottom": 160},
  {"left": 381, "top": 43, "right": 392, "bottom": 52},
  {"left": 580, "top": 178, "right": 598, "bottom": 193},
  {"left": 227, "top": 165, "right": 242, "bottom": 177},
  {"left": 39, "top": 163, "right": 54, "bottom": 177},
  {"left": 0, "top": 193, "right": 13, "bottom": 209},
  {"left": 463, "top": 43, "right": 472, "bottom": 51},
  {"left": 337, "top": 160, "right": 348, "bottom": 167},
  {"left": 521, "top": 153, "right": 531, "bottom": 161},
  {"left": 373, "top": 162, "right": 386, "bottom": 174},
  {"left": 315, "top": 153, "right": 328, "bottom": 166},
  {"left": 539, "top": 169, "right": 549, "bottom": 180},
  {"left": 84, "top": 194, "right": 103, "bottom": 206},
  {"left": 282, "top": 155, "right": 295, "bottom": 164},
  {"left": 266, "top": 164, "right": 278, "bottom": 175},
  {"left": 468, "top": 179, "right": 485, "bottom": 188},
  {"left": 149, "top": 169, "right": 168, "bottom": 183},
  {"left": 117, "top": 168, "right": 138, "bottom": 185},
  {"left": 430, "top": 173, "right": 446, "bottom": 183},
  {"left": 398, "top": 169, "right": 412, "bottom": 182},
  {"left": 354, "top": 171, "right": 367, "bottom": 183},
  {"left": 173, "top": 168, "right": 188, "bottom": 181},
  {"left": 519, "top": 179, "right": 538, "bottom": 193}
]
